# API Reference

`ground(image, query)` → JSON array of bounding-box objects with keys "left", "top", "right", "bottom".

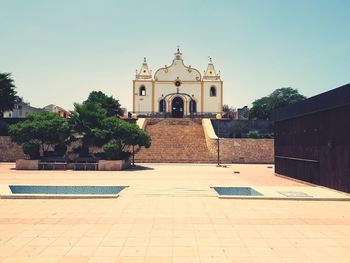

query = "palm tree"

[{"left": 0, "top": 73, "right": 17, "bottom": 117}]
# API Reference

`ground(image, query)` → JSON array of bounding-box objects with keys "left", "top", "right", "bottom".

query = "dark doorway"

[
  {"left": 172, "top": 97, "right": 184, "bottom": 118},
  {"left": 190, "top": 100, "right": 197, "bottom": 113},
  {"left": 159, "top": 99, "right": 166, "bottom": 112}
]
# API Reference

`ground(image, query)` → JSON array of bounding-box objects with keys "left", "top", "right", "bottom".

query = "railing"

[
  {"left": 131, "top": 111, "right": 222, "bottom": 119},
  {"left": 211, "top": 119, "right": 274, "bottom": 138}
]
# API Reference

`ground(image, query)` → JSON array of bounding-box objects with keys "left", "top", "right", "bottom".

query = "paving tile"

[
  {"left": 66, "top": 246, "right": 97, "bottom": 256},
  {"left": 173, "top": 246, "right": 198, "bottom": 257},
  {"left": 87, "top": 257, "right": 118, "bottom": 263},
  {"left": 114, "top": 256, "right": 145, "bottom": 262},
  {"left": 40, "top": 246, "right": 72, "bottom": 256},
  {"left": 2, "top": 257, "right": 61, "bottom": 263},
  {"left": 58, "top": 256, "right": 90, "bottom": 263},
  {"left": 2, "top": 164, "right": 350, "bottom": 263},
  {"left": 27, "top": 237, "right": 56, "bottom": 246},
  {"left": 76, "top": 237, "right": 104, "bottom": 247},
  {"left": 144, "top": 256, "right": 173, "bottom": 263},
  {"left": 51, "top": 237, "right": 80, "bottom": 247},
  {"left": 146, "top": 246, "right": 173, "bottom": 256},
  {"left": 119, "top": 247, "right": 147, "bottom": 257},
  {"left": 93, "top": 246, "right": 122, "bottom": 257},
  {"left": 173, "top": 257, "right": 201, "bottom": 263},
  {"left": 14, "top": 246, "right": 47, "bottom": 257}
]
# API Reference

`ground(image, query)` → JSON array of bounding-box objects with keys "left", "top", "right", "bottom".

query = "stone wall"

[
  {"left": 0, "top": 136, "right": 27, "bottom": 161},
  {"left": 1, "top": 122, "right": 274, "bottom": 163},
  {"left": 207, "top": 137, "right": 274, "bottom": 163},
  {"left": 202, "top": 119, "right": 274, "bottom": 163}
]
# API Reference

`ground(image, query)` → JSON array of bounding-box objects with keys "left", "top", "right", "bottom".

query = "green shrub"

[
  {"left": 103, "top": 143, "right": 123, "bottom": 160},
  {"left": 22, "top": 142, "right": 40, "bottom": 159},
  {"left": 8, "top": 112, "right": 70, "bottom": 158},
  {"left": 247, "top": 130, "right": 259, "bottom": 138}
]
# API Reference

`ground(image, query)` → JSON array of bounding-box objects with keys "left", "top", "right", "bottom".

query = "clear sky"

[{"left": 0, "top": 0, "right": 349, "bottom": 111}]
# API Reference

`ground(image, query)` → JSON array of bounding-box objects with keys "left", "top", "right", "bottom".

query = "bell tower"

[
  {"left": 203, "top": 57, "right": 223, "bottom": 113},
  {"left": 136, "top": 57, "right": 152, "bottom": 80},
  {"left": 133, "top": 57, "right": 153, "bottom": 113},
  {"left": 203, "top": 57, "right": 220, "bottom": 80}
]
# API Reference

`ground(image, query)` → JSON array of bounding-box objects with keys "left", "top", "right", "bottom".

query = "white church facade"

[{"left": 132, "top": 49, "right": 223, "bottom": 118}]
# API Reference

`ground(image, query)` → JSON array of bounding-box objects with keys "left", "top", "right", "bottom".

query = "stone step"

[{"left": 134, "top": 118, "right": 215, "bottom": 163}]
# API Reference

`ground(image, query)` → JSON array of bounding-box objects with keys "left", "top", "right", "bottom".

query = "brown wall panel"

[{"left": 275, "top": 104, "right": 350, "bottom": 193}]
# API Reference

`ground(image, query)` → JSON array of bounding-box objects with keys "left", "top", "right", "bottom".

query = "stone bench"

[{"left": 40, "top": 157, "right": 67, "bottom": 170}]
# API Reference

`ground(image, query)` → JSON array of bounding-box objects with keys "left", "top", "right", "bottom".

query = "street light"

[{"left": 216, "top": 113, "right": 222, "bottom": 167}]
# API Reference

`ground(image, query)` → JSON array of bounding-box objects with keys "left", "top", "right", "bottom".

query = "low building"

[
  {"left": 273, "top": 83, "right": 350, "bottom": 193},
  {"left": 237, "top": 106, "right": 249, "bottom": 120},
  {"left": 43, "top": 104, "right": 69, "bottom": 118},
  {"left": 4, "top": 99, "right": 69, "bottom": 119},
  {"left": 3, "top": 101, "right": 44, "bottom": 118}
]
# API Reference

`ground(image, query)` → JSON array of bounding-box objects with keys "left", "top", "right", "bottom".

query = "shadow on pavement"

[{"left": 125, "top": 165, "right": 154, "bottom": 171}]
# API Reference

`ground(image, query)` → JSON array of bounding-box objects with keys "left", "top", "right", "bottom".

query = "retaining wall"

[
  {"left": 0, "top": 136, "right": 27, "bottom": 161},
  {"left": 202, "top": 119, "right": 274, "bottom": 163}
]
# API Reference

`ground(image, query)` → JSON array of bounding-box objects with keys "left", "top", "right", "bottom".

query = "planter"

[
  {"left": 98, "top": 160, "right": 130, "bottom": 171},
  {"left": 16, "top": 159, "right": 39, "bottom": 170}
]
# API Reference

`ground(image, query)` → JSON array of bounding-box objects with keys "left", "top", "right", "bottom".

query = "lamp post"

[{"left": 216, "top": 113, "right": 222, "bottom": 167}]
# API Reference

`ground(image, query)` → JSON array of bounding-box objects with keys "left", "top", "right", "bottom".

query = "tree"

[
  {"left": 222, "top": 104, "right": 232, "bottom": 113},
  {"left": 0, "top": 73, "right": 17, "bottom": 117},
  {"left": 249, "top": 87, "right": 306, "bottom": 120},
  {"left": 84, "top": 91, "right": 123, "bottom": 117},
  {"left": 8, "top": 112, "right": 70, "bottom": 158},
  {"left": 68, "top": 102, "right": 108, "bottom": 156},
  {"left": 222, "top": 104, "right": 236, "bottom": 119},
  {"left": 97, "top": 117, "right": 151, "bottom": 159},
  {"left": 70, "top": 92, "right": 151, "bottom": 158}
]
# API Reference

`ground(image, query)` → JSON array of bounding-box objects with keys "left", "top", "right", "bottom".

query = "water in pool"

[
  {"left": 213, "top": 187, "right": 263, "bottom": 196},
  {"left": 9, "top": 185, "right": 126, "bottom": 195}
]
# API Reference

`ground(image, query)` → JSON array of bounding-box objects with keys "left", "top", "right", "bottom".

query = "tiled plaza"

[{"left": 0, "top": 163, "right": 350, "bottom": 262}]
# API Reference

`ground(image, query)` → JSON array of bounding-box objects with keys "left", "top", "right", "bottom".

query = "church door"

[{"left": 172, "top": 97, "right": 184, "bottom": 118}]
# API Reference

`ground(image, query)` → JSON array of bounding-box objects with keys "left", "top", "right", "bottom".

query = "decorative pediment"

[{"left": 154, "top": 50, "right": 201, "bottom": 81}]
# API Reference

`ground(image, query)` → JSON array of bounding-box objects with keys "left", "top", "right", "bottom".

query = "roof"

[{"left": 272, "top": 83, "right": 350, "bottom": 122}]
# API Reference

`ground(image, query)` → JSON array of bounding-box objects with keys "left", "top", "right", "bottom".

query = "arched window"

[
  {"left": 210, "top": 86, "right": 216, "bottom": 97},
  {"left": 159, "top": 99, "right": 166, "bottom": 112},
  {"left": 139, "top": 86, "right": 146, "bottom": 96},
  {"left": 190, "top": 100, "right": 197, "bottom": 113}
]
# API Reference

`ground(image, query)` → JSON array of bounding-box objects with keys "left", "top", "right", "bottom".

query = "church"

[{"left": 132, "top": 49, "right": 223, "bottom": 118}]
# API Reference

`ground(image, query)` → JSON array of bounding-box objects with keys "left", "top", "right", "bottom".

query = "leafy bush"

[
  {"left": 69, "top": 102, "right": 108, "bottom": 156},
  {"left": 84, "top": 91, "right": 123, "bottom": 117},
  {"left": 99, "top": 117, "right": 151, "bottom": 148},
  {"left": 249, "top": 87, "right": 306, "bottom": 120},
  {"left": 22, "top": 142, "right": 40, "bottom": 159},
  {"left": 103, "top": 143, "right": 122, "bottom": 160},
  {"left": 247, "top": 130, "right": 260, "bottom": 138},
  {"left": 69, "top": 91, "right": 151, "bottom": 159},
  {"left": 8, "top": 112, "right": 70, "bottom": 158}
]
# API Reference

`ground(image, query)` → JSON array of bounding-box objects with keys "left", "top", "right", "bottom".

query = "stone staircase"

[{"left": 134, "top": 118, "right": 216, "bottom": 163}]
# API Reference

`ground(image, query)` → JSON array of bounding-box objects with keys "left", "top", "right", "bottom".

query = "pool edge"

[
  {"left": 0, "top": 184, "right": 129, "bottom": 199},
  {"left": 0, "top": 194, "right": 120, "bottom": 199}
]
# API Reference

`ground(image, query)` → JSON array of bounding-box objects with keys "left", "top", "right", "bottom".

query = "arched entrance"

[{"left": 172, "top": 97, "right": 184, "bottom": 118}]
